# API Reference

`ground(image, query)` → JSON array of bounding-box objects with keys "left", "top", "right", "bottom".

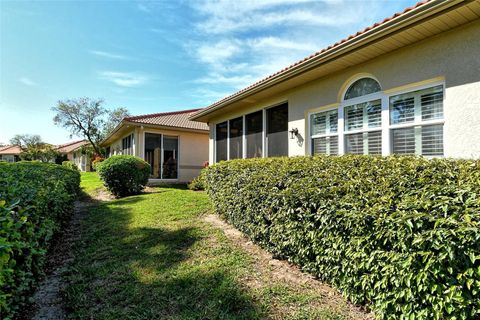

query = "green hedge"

[
  {"left": 188, "top": 169, "right": 207, "bottom": 191},
  {"left": 97, "top": 155, "right": 150, "bottom": 197},
  {"left": 0, "top": 161, "right": 80, "bottom": 318},
  {"left": 204, "top": 156, "right": 480, "bottom": 319}
]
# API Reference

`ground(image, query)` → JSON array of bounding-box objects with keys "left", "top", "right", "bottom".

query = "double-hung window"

[
  {"left": 344, "top": 100, "right": 382, "bottom": 155},
  {"left": 310, "top": 109, "right": 338, "bottom": 155},
  {"left": 390, "top": 85, "right": 444, "bottom": 156}
]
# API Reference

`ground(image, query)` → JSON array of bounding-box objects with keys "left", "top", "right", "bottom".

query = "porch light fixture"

[{"left": 289, "top": 128, "right": 299, "bottom": 139}]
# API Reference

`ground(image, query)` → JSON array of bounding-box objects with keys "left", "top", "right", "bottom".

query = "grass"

[
  {"left": 80, "top": 171, "right": 104, "bottom": 195},
  {"left": 65, "top": 173, "right": 355, "bottom": 320}
]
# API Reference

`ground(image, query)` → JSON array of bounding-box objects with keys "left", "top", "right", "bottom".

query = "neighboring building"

[
  {"left": 101, "top": 108, "right": 209, "bottom": 183},
  {"left": 0, "top": 145, "right": 21, "bottom": 162},
  {"left": 56, "top": 140, "right": 92, "bottom": 172},
  {"left": 190, "top": 0, "right": 480, "bottom": 163}
]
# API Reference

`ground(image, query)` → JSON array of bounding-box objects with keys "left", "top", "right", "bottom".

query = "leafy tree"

[
  {"left": 52, "top": 98, "right": 129, "bottom": 156},
  {"left": 103, "top": 107, "right": 130, "bottom": 137},
  {"left": 10, "top": 134, "right": 60, "bottom": 162}
]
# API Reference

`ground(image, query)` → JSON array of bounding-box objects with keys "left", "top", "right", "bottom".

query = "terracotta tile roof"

[
  {"left": 192, "top": 0, "right": 433, "bottom": 118},
  {"left": 0, "top": 145, "right": 22, "bottom": 155},
  {"left": 125, "top": 108, "right": 209, "bottom": 131},
  {"left": 56, "top": 140, "right": 90, "bottom": 153}
]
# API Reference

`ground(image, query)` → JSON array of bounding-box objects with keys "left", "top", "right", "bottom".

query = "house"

[
  {"left": 56, "top": 140, "right": 92, "bottom": 171},
  {"left": 190, "top": 0, "right": 480, "bottom": 163},
  {"left": 0, "top": 145, "right": 21, "bottom": 162},
  {"left": 100, "top": 108, "right": 209, "bottom": 183}
]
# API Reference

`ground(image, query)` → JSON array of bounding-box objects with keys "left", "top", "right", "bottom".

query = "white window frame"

[
  {"left": 389, "top": 83, "right": 445, "bottom": 156},
  {"left": 307, "top": 79, "right": 445, "bottom": 157},
  {"left": 342, "top": 92, "right": 383, "bottom": 155},
  {"left": 309, "top": 106, "right": 340, "bottom": 155}
]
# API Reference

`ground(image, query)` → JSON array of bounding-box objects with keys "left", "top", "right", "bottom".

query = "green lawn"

[
  {"left": 65, "top": 174, "right": 358, "bottom": 319},
  {"left": 80, "top": 171, "right": 104, "bottom": 195}
]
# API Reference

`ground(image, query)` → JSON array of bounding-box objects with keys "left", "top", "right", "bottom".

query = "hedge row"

[
  {"left": 204, "top": 156, "right": 480, "bottom": 319},
  {"left": 0, "top": 161, "right": 80, "bottom": 318}
]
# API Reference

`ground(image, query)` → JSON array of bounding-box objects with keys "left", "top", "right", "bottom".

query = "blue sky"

[{"left": 0, "top": 0, "right": 419, "bottom": 145}]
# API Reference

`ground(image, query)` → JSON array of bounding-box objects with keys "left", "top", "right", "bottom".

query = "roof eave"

[{"left": 100, "top": 120, "right": 209, "bottom": 147}]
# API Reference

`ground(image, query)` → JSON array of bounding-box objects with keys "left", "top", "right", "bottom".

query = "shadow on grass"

[{"left": 66, "top": 192, "right": 261, "bottom": 320}]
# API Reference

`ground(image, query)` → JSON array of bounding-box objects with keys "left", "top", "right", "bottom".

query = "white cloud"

[
  {"left": 185, "top": 0, "right": 384, "bottom": 104},
  {"left": 189, "top": 36, "right": 321, "bottom": 90},
  {"left": 191, "top": 0, "right": 365, "bottom": 34},
  {"left": 195, "top": 39, "right": 242, "bottom": 65},
  {"left": 18, "top": 77, "right": 36, "bottom": 86},
  {"left": 99, "top": 71, "right": 148, "bottom": 88},
  {"left": 89, "top": 50, "right": 129, "bottom": 60}
]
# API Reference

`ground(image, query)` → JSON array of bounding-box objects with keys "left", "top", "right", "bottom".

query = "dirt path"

[
  {"left": 24, "top": 189, "right": 112, "bottom": 320},
  {"left": 203, "top": 214, "right": 373, "bottom": 319}
]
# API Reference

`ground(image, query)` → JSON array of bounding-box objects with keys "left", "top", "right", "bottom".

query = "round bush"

[{"left": 97, "top": 155, "right": 150, "bottom": 197}]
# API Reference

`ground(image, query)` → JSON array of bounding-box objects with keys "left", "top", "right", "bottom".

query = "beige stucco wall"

[
  {"left": 208, "top": 19, "right": 480, "bottom": 162},
  {"left": 106, "top": 126, "right": 209, "bottom": 183},
  {"left": 72, "top": 151, "right": 91, "bottom": 172}
]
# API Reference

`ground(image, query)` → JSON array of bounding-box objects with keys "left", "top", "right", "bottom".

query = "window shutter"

[
  {"left": 367, "top": 131, "right": 382, "bottom": 155},
  {"left": 312, "top": 136, "right": 338, "bottom": 155},
  {"left": 367, "top": 102, "right": 382, "bottom": 128},
  {"left": 311, "top": 113, "right": 326, "bottom": 135},
  {"left": 329, "top": 112, "right": 338, "bottom": 133},
  {"left": 345, "top": 105, "right": 363, "bottom": 131},
  {"left": 421, "top": 124, "right": 443, "bottom": 156},
  {"left": 421, "top": 88, "right": 443, "bottom": 121},
  {"left": 390, "top": 97, "right": 415, "bottom": 124},
  {"left": 392, "top": 127, "right": 416, "bottom": 154},
  {"left": 345, "top": 133, "right": 363, "bottom": 154}
]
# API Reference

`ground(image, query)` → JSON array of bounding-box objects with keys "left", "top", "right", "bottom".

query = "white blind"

[
  {"left": 392, "top": 127, "right": 416, "bottom": 154},
  {"left": 367, "top": 102, "right": 382, "bottom": 128},
  {"left": 345, "top": 100, "right": 381, "bottom": 132},
  {"left": 345, "top": 133, "right": 363, "bottom": 154},
  {"left": 421, "top": 124, "right": 443, "bottom": 156},
  {"left": 312, "top": 136, "right": 338, "bottom": 155},
  {"left": 345, "top": 105, "right": 363, "bottom": 131},
  {"left": 390, "top": 97, "right": 415, "bottom": 124},
  {"left": 329, "top": 112, "right": 338, "bottom": 133},
  {"left": 345, "top": 131, "right": 382, "bottom": 155},
  {"left": 391, "top": 85, "right": 444, "bottom": 156},
  {"left": 311, "top": 110, "right": 338, "bottom": 136},
  {"left": 421, "top": 88, "right": 443, "bottom": 121},
  {"left": 368, "top": 131, "right": 382, "bottom": 155}
]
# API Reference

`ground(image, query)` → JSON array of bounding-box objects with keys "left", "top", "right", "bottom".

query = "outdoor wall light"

[{"left": 289, "top": 128, "right": 299, "bottom": 139}]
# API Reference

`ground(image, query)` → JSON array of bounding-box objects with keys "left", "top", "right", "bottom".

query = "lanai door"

[{"left": 266, "top": 103, "right": 288, "bottom": 157}]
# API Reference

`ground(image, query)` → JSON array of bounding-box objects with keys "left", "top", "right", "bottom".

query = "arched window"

[
  {"left": 343, "top": 77, "right": 382, "bottom": 155},
  {"left": 344, "top": 78, "right": 381, "bottom": 100}
]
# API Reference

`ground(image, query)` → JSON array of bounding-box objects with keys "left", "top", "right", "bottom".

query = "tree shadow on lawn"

[{"left": 66, "top": 194, "right": 261, "bottom": 320}]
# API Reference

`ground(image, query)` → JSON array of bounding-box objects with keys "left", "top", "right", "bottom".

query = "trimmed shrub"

[
  {"left": 204, "top": 156, "right": 480, "bottom": 319},
  {"left": 92, "top": 157, "right": 104, "bottom": 171},
  {"left": 62, "top": 160, "right": 79, "bottom": 171},
  {"left": 97, "top": 155, "right": 150, "bottom": 197},
  {"left": 0, "top": 161, "right": 80, "bottom": 318},
  {"left": 188, "top": 170, "right": 207, "bottom": 191}
]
